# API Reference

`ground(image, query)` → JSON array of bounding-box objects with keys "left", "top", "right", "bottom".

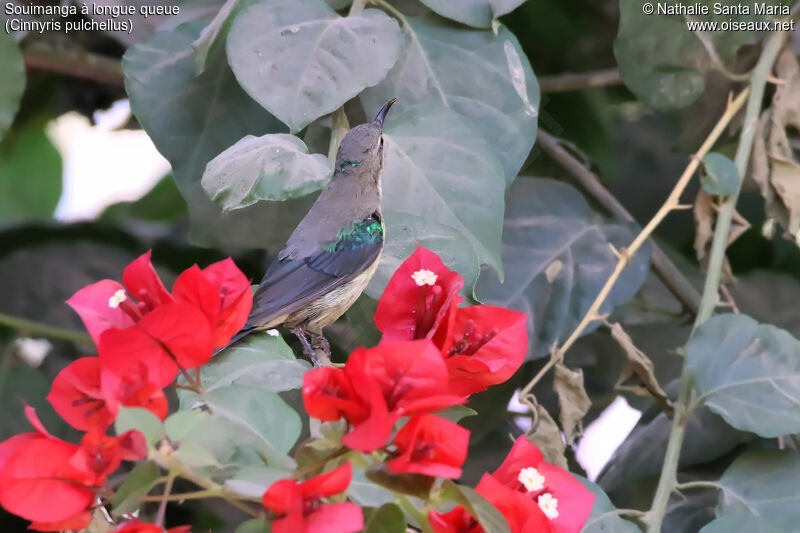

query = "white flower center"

[
  {"left": 108, "top": 289, "right": 127, "bottom": 309},
  {"left": 518, "top": 467, "right": 545, "bottom": 492},
  {"left": 537, "top": 493, "right": 559, "bottom": 520},
  {"left": 411, "top": 269, "right": 437, "bottom": 286}
]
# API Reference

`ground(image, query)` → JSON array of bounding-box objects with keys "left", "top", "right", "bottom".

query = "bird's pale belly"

[{"left": 283, "top": 255, "right": 381, "bottom": 334}]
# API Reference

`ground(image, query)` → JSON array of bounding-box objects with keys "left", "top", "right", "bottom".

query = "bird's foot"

[
  {"left": 290, "top": 327, "right": 331, "bottom": 367},
  {"left": 309, "top": 332, "right": 332, "bottom": 367}
]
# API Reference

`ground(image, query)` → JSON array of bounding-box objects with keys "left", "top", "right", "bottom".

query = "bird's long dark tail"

[{"left": 214, "top": 327, "right": 254, "bottom": 355}]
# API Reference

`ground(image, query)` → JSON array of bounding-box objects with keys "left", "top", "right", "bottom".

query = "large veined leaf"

[
  {"left": 579, "top": 477, "right": 640, "bottom": 533},
  {"left": 124, "top": 21, "right": 310, "bottom": 250},
  {"left": 615, "top": 0, "right": 784, "bottom": 110},
  {"left": 368, "top": 103, "right": 506, "bottom": 296},
  {"left": 202, "top": 133, "right": 331, "bottom": 211},
  {"left": 361, "top": 15, "right": 538, "bottom": 182},
  {"left": 417, "top": 0, "right": 526, "bottom": 28},
  {"left": 687, "top": 313, "right": 800, "bottom": 437},
  {"left": 180, "top": 385, "right": 300, "bottom": 470},
  {"left": 699, "top": 515, "right": 782, "bottom": 533},
  {"left": 226, "top": 0, "right": 403, "bottom": 131},
  {"left": 715, "top": 449, "right": 800, "bottom": 530},
  {"left": 475, "top": 178, "right": 651, "bottom": 358},
  {"left": 191, "top": 333, "right": 310, "bottom": 393},
  {"left": 0, "top": 31, "right": 25, "bottom": 141}
]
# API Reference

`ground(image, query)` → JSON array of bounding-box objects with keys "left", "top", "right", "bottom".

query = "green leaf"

[
  {"left": 475, "top": 178, "right": 651, "bottom": 358},
  {"left": 687, "top": 313, "right": 800, "bottom": 437},
  {"left": 191, "top": 0, "right": 240, "bottom": 75},
  {"left": 367, "top": 465, "right": 434, "bottom": 500},
  {"left": 111, "top": 461, "right": 161, "bottom": 517},
  {"left": 115, "top": 407, "right": 165, "bottom": 446},
  {"left": 369, "top": 103, "right": 506, "bottom": 297},
  {"left": 235, "top": 519, "right": 271, "bottom": 533},
  {"left": 436, "top": 405, "right": 478, "bottom": 423},
  {"left": 191, "top": 333, "right": 310, "bottom": 393},
  {"left": 702, "top": 153, "right": 740, "bottom": 196},
  {"left": 202, "top": 133, "right": 331, "bottom": 212},
  {"left": 614, "top": 0, "right": 783, "bottom": 110},
  {"left": 416, "top": 0, "right": 526, "bottom": 28},
  {"left": 716, "top": 449, "right": 800, "bottom": 530},
  {"left": 0, "top": 31, "right": 25, "bottom": 141},
  {"left": 699, "top": 514, "right": 781, "bottom": 533},
  {"left": 225, "top": 465, "right": 289, "bottom": 497},
  {"left": 0, "top": 128, "right": 62, "bottom": 226},
  {"left": 361, "top": 15, "right": 538, "bottom": 181},
  {"left": 364, "top": 503, "right": 406, "bottom": 533},
  {"left": 578, "top": 476, "right": 640, "bottom": 533},
  {"left": 180, "top": 386, "right": 300, "bottom": 470},
  {"left": 123, "top": 22, "right": 303, "bottom": 251},
  {"left": 440, "top": 480, "right": 510, "bottom": 533},
  {"left": 349, "top": 466, "right": 396, "bottom": 508},
  {"left": 226, "top": 0, "right": 403, "bottom": 131}
]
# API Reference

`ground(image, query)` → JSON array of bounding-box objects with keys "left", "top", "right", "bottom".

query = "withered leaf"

[
  {"left": 553, "top": 362, "right": 591, "bottom": 445},
  {"left": 527, "top": 401, "right": 568, "bottom": 469},
  {"left": 693, "top": 188, "right": 749, "bottom": 285},
  {"left": 608, "top": 322, "right": 674, "bottom": 417},
  {"left": 751, "top": 51, "right": 800, "bottom": 239}
]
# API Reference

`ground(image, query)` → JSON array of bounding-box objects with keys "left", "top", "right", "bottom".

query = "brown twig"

[
  {"left": 538, "top": 68, "right": 622, "bottom": 93},
  {"left": 519, "top": 88, "right": 751, "bottom": 398},
  {"left": 537, "top": 130, "right": 702, "bottom": 315},
  {"left": 22, "top": 41, "right": 124, "bottom": 87}
]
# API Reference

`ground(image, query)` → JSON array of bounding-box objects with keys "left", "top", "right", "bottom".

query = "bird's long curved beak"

[{"left": 372, "top": 98, "right": 397, "bottom": 128}]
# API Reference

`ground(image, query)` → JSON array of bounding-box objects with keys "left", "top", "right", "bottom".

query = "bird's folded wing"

[{"left": 246, "top": 218, "right": 383, "bottom": 329}]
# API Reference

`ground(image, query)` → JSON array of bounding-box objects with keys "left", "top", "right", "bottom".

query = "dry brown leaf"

[
  {"left": 750, "top": 51, "right": 800, "bottom": 239},
  {"left": 528, "top": 402, "right": 568, "bottom": 469},
  {"left": 553, "top": 362, "right": 591, "bottom": 445},
  {"left": 608, "top": 322, "right": 674, "bottom": 417},
  {"left": 693, "top": 188, "right": 749, "bottom": 285}
]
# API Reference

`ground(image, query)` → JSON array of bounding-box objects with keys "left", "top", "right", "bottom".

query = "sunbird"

[{"left": 230, "top": 99, "right": 396, "bottom": 365}]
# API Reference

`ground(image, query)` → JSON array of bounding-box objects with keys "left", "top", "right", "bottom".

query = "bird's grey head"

[{"left": 334, "top": 98, "right": 396, "bottom": 178}]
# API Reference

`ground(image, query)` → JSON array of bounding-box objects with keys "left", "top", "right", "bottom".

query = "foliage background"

[{"left": 1, "top": 0, "right": 799, "bottom": 531}]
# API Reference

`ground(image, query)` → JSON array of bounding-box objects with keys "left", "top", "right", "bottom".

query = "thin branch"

[
  {"left": 537, "top": 130, "right": 701, "bottom": 315},
  {"left": 0, "top": 312, "right": 92, "bottom": 344},
  {"left": 646, "top": 30, "right": 787, "bottom": 533},
  {"left": 538, "top": 68, "right": 622, "bottom": 93},
  {"left": 22, "top": 41, "right": 124, "bottom": 87},
  {"left": 156, "top": 472, "right": 176, "bottom": 527},
  {"left": 519, "top": 87, "right": 751, "bottom": 400}
]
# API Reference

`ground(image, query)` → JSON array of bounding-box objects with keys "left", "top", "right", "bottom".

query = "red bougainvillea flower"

[
  {"left": 67, "top": 251, "right": 173, "bottom": 344},
  {"left": 489, "top": 436, "right": 594, "bottom": 533},
  {"left": 99, "top": 302, "right": 214, "bottom": 387},
  {"left": 47, "top": 356, "right": 168, "bottom": 432},
  {"left": 0, "top": 408, "right": 147, "bottom": 531},
  {"left": 47, "top": 357, "right": 115, "bottom": 431},
  {"left": 303, "top": 367, "right": 368, "bottom": 424},
  {"left": 440, "top": 306, "right": 528, "bottom": 396},
  {"left": 112, "top": 519, "right": 192, "bottom": 533},
  {"left": 387, "top": 414, "right": 469, "bottom": 478},
  {"left": 0, "top": 409, "right": 93, "bottom": 531},
  {"left": 429, "top": 437, "right": 594, "bottom": 533},
  {"left": 69, "top": 431, "right": 146, "bottom": 487},
  {"left": 172, "top": 258, "right": 253, "bottom": 348},
  {"left": 375, "top": 246, "right": 464, "bottom": 343},
  {"left": 68, "top": 252, "right": 252, "bottom": 348},
  {"left": 342, "top": 340, "right": 465, "bottom": 452},
  {"left": 261, "top": 463, "right": 362, "bottom": 533}
]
